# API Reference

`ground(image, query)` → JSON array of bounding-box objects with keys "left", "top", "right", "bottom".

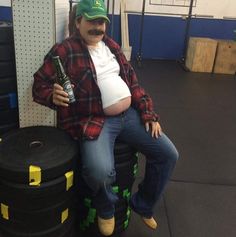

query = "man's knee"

[
  {"left": 160, "top": 136, "right": 179, "bottom": 164},
  {"left": 163, "top": 144, "right": 179, "bottom": 168},
  {"left": 170, "top": 147, "right": 179, "bottom": 162},
  {"left": 82, "top": 165, "right": 116, "bottom": 191}
]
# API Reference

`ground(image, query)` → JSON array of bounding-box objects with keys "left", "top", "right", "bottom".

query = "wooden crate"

[
  {"left": 213, "top": 40, "right": 236, "bottom": 75},
  {"left": 185, "top": 37, "right": 217, "bottom": 72}
]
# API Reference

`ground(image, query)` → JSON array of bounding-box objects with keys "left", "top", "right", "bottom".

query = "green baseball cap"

[{"left": 76, "top": 0, "right": 110, "bottom": 23}]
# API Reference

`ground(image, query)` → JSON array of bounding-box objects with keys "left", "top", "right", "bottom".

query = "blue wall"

[
  {"left": 190, "top": 18, "right": 236, "bottom": 40},
  {"left": 108, "top": 14, "right": 236, "bottom": 60},
  {"left": 0, "top": 6, "right": 12, "bottom": 21}
]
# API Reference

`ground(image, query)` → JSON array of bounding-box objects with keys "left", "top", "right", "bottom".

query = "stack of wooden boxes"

[{"left": 185, "top": 37, "right": 236, "bottom": 75}]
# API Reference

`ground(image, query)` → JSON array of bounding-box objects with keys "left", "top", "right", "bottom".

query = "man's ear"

[
  {"left": 75, "top": 20, "right": 79, "bottom": 30},
  {"left": 75, "top": 16, "right": 82, "bottom": 30}
]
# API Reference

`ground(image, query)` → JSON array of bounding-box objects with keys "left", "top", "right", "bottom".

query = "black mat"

[
  {"left": 164, "top": 181, "right": 236, "bottom": 237},
  {"left": 127, "top": 60, "right": 236, "bottom": 237}
]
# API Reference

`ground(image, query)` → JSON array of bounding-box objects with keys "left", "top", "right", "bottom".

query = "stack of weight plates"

[
  {"left": 0, "top": 126, "right": 78, "bottom": 237},
  {"left": 0, "top": 21, "right": 19, "bottom": 136},
  {"left": 76, "top": 142, "right": 138, "bottom": 236}
]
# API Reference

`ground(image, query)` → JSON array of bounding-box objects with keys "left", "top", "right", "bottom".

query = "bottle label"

[{"left": 63, "top": 81, "right": 76, "bottom": 103}]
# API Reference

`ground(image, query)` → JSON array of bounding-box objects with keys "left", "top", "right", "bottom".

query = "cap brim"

[{"left": 83, "top": 12, "right": 110, "bottom": 23}]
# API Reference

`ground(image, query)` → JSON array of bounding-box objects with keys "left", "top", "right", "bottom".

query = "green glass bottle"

[{"left": 52, "top": 56, "right": 76, "bottom": 103}]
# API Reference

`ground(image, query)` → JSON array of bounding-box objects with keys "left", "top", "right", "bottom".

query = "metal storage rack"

[{"left": 137, "top": 0, "right": 195, "bottom": 67}]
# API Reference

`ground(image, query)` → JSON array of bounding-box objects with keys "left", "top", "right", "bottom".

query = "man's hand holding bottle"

[
  {"left": 52, "top": 56, "right": 76, "bottom": 106},
  {"left": 52, "top": 83, "right": 74, "bottom": 107}
]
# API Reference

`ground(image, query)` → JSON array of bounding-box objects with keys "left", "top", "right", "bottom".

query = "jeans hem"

[
  {"left": 129, "top": 198, "right": 153, "bottom": 219},
  {"left": 97, "top": 212, "right": 115, "bottom": 219}
]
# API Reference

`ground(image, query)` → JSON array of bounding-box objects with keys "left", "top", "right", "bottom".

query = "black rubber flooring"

[{"left": 121, "top": 60, "right": 236, "bottom": 237}]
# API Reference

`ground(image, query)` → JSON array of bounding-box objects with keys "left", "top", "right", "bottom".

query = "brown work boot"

[
  {"left": 98, "top": 216, "right": 115, "bottom": 236},
  {"left": 142, "top": 217, "right": 158, "bottom": 230}
]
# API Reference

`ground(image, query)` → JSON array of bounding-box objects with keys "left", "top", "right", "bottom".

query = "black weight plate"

[
  {"left": 0, "top": 199, "right": 74, "bottom": 232},
  {"left": 115, "top": 153, "right": 137, "bottom": 169},
  {"left": 0, "top": 92, "right": 17, "bottom": 110},
  {"left": 0, "top": 22, "right": 13, "bottom": 43},
  {"left": 0, "top": 108, "right": 18, "bottom": 125},
  {"left": 0, "top": 214, "right": 73, "bottom": 237},
  {"left": 115, "top": 213, "right": 130, "bottom": 228},
  {"left": 0, "top": 185, "right": 74, "bottom": 211},
  {"left": 115, "top": 156, "right": 138, "bottom": 183},
  {"left": 114, "top": 178, "right": 135, "bottom": 193},
  {"left": 115, "top": 198, "right": 128, "bottom": 209},
  {"left": 114, "top": 182, "right": 135, "bottom": 197},
  {"left": 113, "top": 185, "right": 134, "bottom": 201},
  {"left": 0, "top": 77, "right": 17, "bottom": 94},
  {"left": 113, "top": 174, "right": 135, "bottom": 191},
  {"left": 75, "top": 178, "right": 133, "bottom": 204},
  {"left": 115, "top": 200, "right": 129, "bottom": 219},
  {"left": 0, "top": 123, "right": 18, "bottom": 136},
  {"left": 0, "top": 61, "right": 16, "bottom": 78},
  {"left": 114, "top": 151, "right": 136, "bottom": 164},
  {"left": 0, "top": 126, "right": 78, "bottom": 183},
  {"left": 114, "top": 218, "right": 131, "bottom": 235},
  {"left": 0, "top": 45, "right": 15, "bottom": 61},
  {"left": 0, "top": 170, "right": 74, "bottom": 200},
  {"left": 114, "top": 141, "right": 136, "bottom": 155}
]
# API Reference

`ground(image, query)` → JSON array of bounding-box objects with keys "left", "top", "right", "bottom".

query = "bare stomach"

[{"left": 103, "top": 96, "right": 131, "bottom": 116}]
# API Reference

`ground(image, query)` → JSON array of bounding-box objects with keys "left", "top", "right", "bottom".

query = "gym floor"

[
  {"left": 119, "top": 60, "right": 236, "bottom": 237},
  {"left": 1, "top": 60, "right": 235, "bottom": 237}
]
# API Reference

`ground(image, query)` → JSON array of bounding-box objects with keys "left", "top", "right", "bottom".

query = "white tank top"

[{"left": 88, "top": 41, "right": 131, "bottom": 109}]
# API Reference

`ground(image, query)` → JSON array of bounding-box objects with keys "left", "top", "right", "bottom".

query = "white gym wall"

[{"left": 106, "top": 0, "right": 236, "bottom": 19}]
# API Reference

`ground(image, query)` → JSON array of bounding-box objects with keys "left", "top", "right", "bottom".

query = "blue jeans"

[{"left": 79, "top": 107, "right": 179, "bottom": 219}]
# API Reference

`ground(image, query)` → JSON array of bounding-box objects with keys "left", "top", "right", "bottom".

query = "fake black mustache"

[{"left": 88, "top": 29, "right": 105, "bottom": 35}]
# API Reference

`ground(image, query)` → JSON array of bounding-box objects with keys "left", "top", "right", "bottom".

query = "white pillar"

[{"left": 12, "top": 0, "right": 69, "bottom": 127}]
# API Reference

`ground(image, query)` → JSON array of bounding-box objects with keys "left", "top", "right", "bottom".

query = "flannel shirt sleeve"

[{"left": 32, "top": 43, "right": 66, "bottom": 110}]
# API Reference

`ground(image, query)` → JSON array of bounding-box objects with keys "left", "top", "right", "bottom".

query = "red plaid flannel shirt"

[{"left": 32, "top": 31, "right": 159, "bottom": 140}]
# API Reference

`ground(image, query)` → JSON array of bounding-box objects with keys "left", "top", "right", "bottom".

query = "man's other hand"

[{"left": 145, "top": 121, "right": 162, "bottom": 139}]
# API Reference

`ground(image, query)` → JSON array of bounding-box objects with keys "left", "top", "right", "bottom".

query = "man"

[{"left": 32, "top": 0, "right": 179, "bottom": 236}]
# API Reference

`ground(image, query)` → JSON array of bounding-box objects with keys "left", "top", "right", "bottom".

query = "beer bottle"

[{"left": 52, "top": 56, "right": 76, "bottom": 103}]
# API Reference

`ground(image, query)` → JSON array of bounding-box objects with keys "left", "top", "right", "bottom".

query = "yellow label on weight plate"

[
  {"left": 61, "top": 208, "right": 69, "bottom": 223},
  {"left": 29, "top": 165, "right": 41, "bottom": 186},
  {"left": 1, "top": 203, "right": 9, "bottom": 220},
  {"left": 65, "top": 171, "right": 74, "bottom": 191}
]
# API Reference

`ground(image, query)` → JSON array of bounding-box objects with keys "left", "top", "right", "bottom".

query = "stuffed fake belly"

[{"left": 97, "top": 75, "right": 131, "bottom": 115}]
